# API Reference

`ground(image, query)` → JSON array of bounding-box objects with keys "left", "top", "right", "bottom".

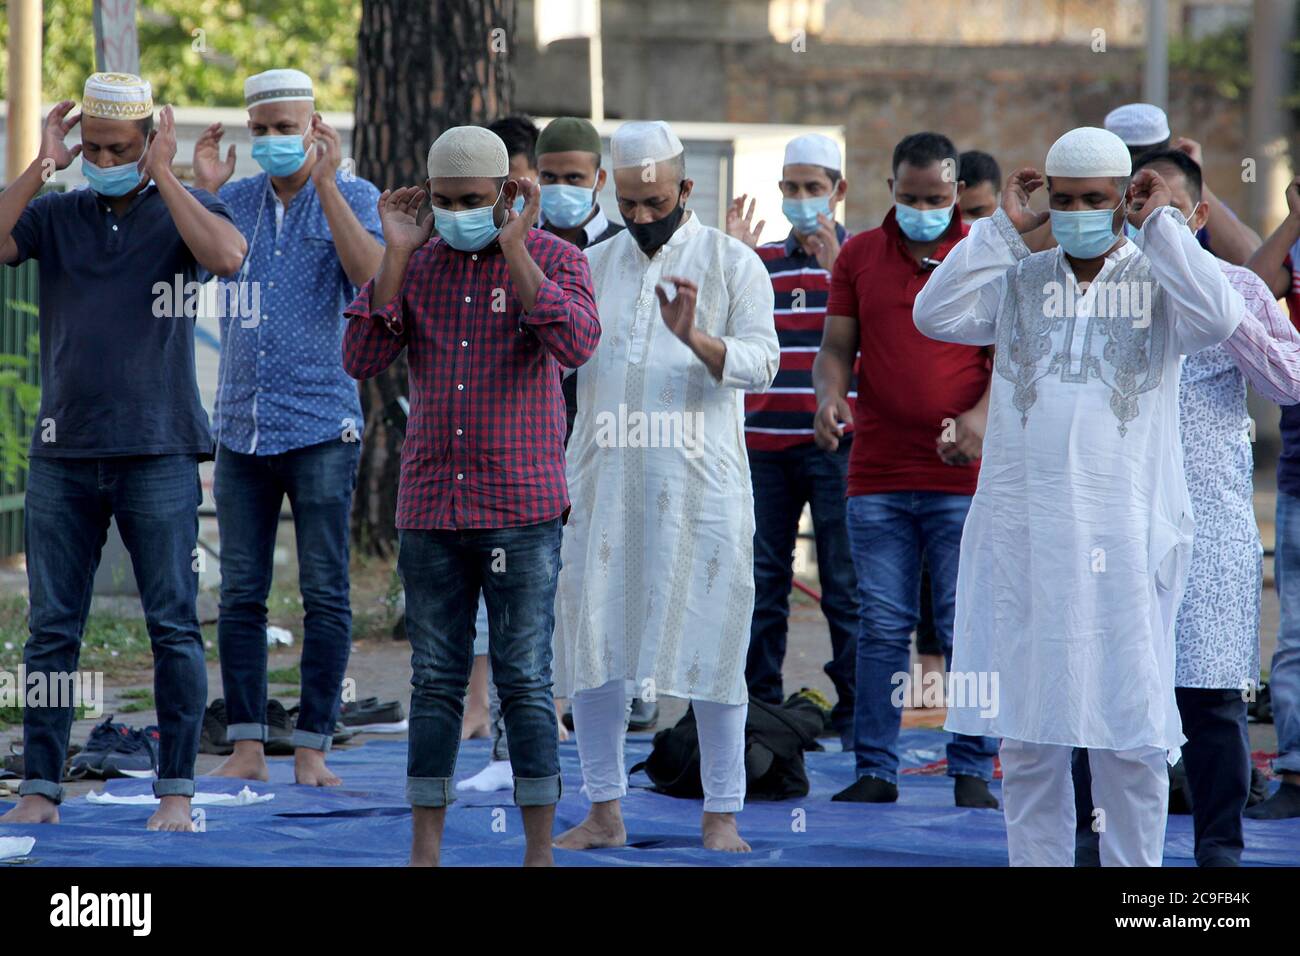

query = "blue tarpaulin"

[{"left": 6, "top": 730, "right": 1299, "bottom": 866}]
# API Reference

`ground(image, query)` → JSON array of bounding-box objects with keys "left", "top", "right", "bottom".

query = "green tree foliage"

[{"left": 0, "top": 1, "right": 359, "bottom": 110}]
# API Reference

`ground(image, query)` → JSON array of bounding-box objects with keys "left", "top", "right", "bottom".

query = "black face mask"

[{"left": 626, "top": 184, "right": 686, "bottom": 256}]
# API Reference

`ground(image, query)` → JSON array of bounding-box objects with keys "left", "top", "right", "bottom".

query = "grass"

[
  {"left": 267, "top": 663, "right": 301, "bottom": 686},
  {"left": 117, "top": 687, "right": 155, "bottom": 713}
]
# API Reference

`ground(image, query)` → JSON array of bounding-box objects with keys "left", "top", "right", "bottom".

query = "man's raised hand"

[
  {"left": 1127, "top": 167, "right": 1173, "bottom": 230},
  {"left": 139, "top": 105, "right": 179, "bottom": 183},
  {"left": 726, "top": 195, "right": 765, "bottom": 249},
  {"left": 192, "top": 122, "right": 237, "bottom": 193},
  {"left": 378, "top": 186, "right": 434, "bottom": 253},
  {"left": 499, "top": 177, "right": 539, "bottom": 248},
  {"left": 1002, "top": 167, "right": 1049, "bottom": 234},
  {"left": 309, "top": 114, "right": 343, "bottom": 187},
  {"left": 38, "top": 101, "right": 82, "bottom": 175}
]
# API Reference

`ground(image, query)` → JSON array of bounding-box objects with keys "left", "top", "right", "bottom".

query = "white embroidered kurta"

[
  {"left": 913, "top": 205, "right": 1244, "bottom": 755},
  {"left": 554, "top": 214, "right": 779, "bottom": 705},
  {"left": 1176, "top": 262, "right": 1300, "bottom": 688}
]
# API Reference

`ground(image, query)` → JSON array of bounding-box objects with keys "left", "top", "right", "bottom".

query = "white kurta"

[
  {"left": 913, "top": 205, "right": 1244, "bottom": 755},
  {"left": 553, "top": 214, "right": 779, "bottom": 705}
]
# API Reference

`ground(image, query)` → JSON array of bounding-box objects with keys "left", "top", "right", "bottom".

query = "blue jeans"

[
  {"left": 746, "top": 442, "right": 858, "bottom": 735},
  {"left": 398, "top": 519, "right": 563, "bottom": 808},
  {"left": 1271, "top": 490, "right": 1300, "bottom": 774},
  {"left": 21, "top": 455, "right": 207, "bottom": 801},
  {"left": 215, "top": 439, "right": 359, "bottom": 751},
  {"left": 845, "top": 492, "right": 998, "bottom": 784}
]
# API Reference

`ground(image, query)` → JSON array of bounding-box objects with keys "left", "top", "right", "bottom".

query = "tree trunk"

[{"left": 350, "top": 0, "right": 516, "bottom": 556}]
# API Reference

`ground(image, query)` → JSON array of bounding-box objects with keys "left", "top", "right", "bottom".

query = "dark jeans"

[
  {"left": 1074, "top": 688, "right": 1249, "bottom": 867},
  {"left": 22, "top": 455, "right": 206, "bottom": 801},
  {"left": 915, "top": 563, "right": 941, "bottom": 656},
  {"left": 745, "top": 442, "right": 858, "bottom": 735},
  {"left": 215, "top": 439, "right": 359, "bottom": 751},
  {"left": 398, "top": 519, "right": 563, "bottom": 808},
  {"left": 845, "top": 491, "right": 998, "bottom": 784}
]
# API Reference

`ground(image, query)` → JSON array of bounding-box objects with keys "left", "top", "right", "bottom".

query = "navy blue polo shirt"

[{"left": 7, "top": 184, "right": 233, "bottom": 459}]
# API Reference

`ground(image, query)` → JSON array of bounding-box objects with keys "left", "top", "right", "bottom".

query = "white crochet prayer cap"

[
  {"left": 1103, "top": 103, "right": 1171, "bottom": 147},
  {"left": 427, "top": 126, "right": 509, "bottom": 179},
  {"left": 1045, "top": 127, "right": 1132, "bottom": 178},
  {"left": 81, "top": 73, "right": 153, "bottom": 121},
  {"left": 611, "top": 121, "right": 684, "bottom": 169},
  {"left": 783, "top": 133, "right": 841, "bottom": 172},
  {"left": 244, "top": 69, "right": 315, "bottom": 106}
]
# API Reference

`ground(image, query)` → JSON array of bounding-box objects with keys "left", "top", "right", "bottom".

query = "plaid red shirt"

[{"left": 343, "top": 228, "right": 600, "bottom": 530}]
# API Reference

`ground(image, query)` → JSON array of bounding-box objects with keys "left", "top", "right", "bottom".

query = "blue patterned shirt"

[{"left": 213, "top": 171, "right": 383, "bottom": 455}]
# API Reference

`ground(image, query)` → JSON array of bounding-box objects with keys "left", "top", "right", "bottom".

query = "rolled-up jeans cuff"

[
  {"left": 514, "top": 774, "right": 561, "bottom": 807},
  {"left": 19, "top": 778, "right": 64, "bottom": 804},
  {"left": 153, "top": 777, "right": 195, "bottom": 798},
  {"left": 702, "top": 797, "right": 744, "bottom": 814},
  {"left": 226, "top": 722, "right": 268, "bottom": 743},
  {"left": 1273, "top": 753, "right": 1300, "bottom": 774},
  {"left": 407, "top": 776, "right": 454, "bottom": 808},
  {"left": 291, "top": 729, "right": 332, "bottom": 752}
]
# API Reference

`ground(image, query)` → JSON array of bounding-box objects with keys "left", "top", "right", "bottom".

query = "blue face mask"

[
  {"left": 251, "top": 133, "right": 308, "bottom": 177},
  {"left": 540, "top": 184, "right": 595, "bottom": 229},
  {"left": 782, "top": 196, "right": 832, "bottom": 235},
  {"left": 435, "top": 187, "right": 505, "bottom": 252},
  {"left": 1050, "top": 202, "right": 1124, "bottom": 259},
  {"left": 894, "top": 198, "right": 955, "bottom": 242},
  {"left": 82, "top": 156, "right": 144, "bottom": 197},
  {"left": 512, "top": 195, "right": 526, "bottom": 215}
]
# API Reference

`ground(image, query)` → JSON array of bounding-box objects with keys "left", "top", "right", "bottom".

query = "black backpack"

[{"left": 630, "top": 695, "right": 824, "bottom": 801}]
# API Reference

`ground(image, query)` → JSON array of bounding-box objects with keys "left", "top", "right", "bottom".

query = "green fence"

[{"left": 0, "top": 258, "right": 39, "bottom": 559}]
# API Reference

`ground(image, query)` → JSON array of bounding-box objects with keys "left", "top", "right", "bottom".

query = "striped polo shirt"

[{"left": 744, "top": 225, "right": 855, "bottom": 452}]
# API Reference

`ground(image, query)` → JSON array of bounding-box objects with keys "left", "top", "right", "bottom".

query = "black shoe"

[
  {"left": 953, "top": 774, "right": 999, "bottom": 809},
  {"left": 1243, "top": 780, "right": 1300, "bottom": 819},
  {"left": 339, "top": 697, "right": 407, "bottom": 732},
  {"left": 832, "top": 776, "right": 898, "bottom": 802},
  {"left": 199, "top": 699, "right": 234, "bottom": 756},
  {"left": 102, "top": 726, "right": 160, "bottom": 778},
  {"left": 265, "top": 699, "right": 295, "bottom": 756},
  {"left": 627, "top": 697, "right": 658, "bottom": 733},
  {"left": 562, "top": 705, "right": 575, "bottom": 733},
  {"left": 68, "top": 715, "right": 132, "bottom": 779}
]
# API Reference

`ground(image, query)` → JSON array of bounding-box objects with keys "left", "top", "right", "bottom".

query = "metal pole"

[
  {"left": 6, "top": 0, "right": 43, "bottom": 182},
  {"left": 1249, "top": 0, "right": 1297, "bottom": 234},
  {"left": 1144, "top": 0, "right": 1168, "bottom": 109},
  {"left": 589, "top": 9, "right": 604, "bottom": 123}
]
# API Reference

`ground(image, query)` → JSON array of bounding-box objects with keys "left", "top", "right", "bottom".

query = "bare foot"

[
  {"left": 701, "top": 811, "right": 750, "bottom": 852},
  {"left": 210, "top": 740, "right": 270, "bottom": 781},
  {"left": 553, "top": 801, "right": 626, "bottom": 850},
  {"left": 294, "top": 748, "right": 341, "bottom": 786},
  {"left": 0, "top": 794, "right": 59, "bottom": 824},
  {"left": 147, "top": 795, "right": 195, "bottom": 832},
  {"left": 460, "top": 720, "right": 490, "bottom": 741}
]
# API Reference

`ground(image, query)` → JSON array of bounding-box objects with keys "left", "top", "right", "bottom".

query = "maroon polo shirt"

[{"left": 826, "top": 206, "right": 991, "bottom": 497}]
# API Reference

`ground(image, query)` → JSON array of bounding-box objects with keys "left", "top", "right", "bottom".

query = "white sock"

[{"left": 456, "top": 759, "right": 514, "bottom": 793}]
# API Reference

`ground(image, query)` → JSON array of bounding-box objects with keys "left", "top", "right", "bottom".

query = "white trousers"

[
  {"left": 999, "top": 738, "right": 1169, "bottom": 867},
  {"left": 571, "top": 679, "right": 748, "bottom": 813}
]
